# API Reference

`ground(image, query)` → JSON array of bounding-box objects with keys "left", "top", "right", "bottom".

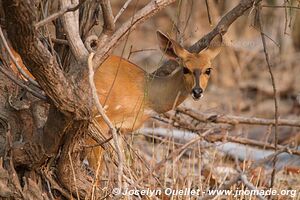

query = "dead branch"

[
  {"left": 93, "top": 0, "right": 176, "bottom": 69},
  {"left": 140, "top": 127, "right": 300, "bottom": 156},
  {"left": 100, "top": 0, "right": 115, "bottom": 33},
  {"left": 60, "top": 0, "right": 89, "bottom": 63},
  {"left": 257, "top": 4, "right": 279, "bottom": 188},
  {"left": 35, "top": 0, "right": 86, "bottom": 29},
  {"left": 88, "top": 53, "right": 124, "bottom": 189},
  {"left": 68, "top": 152, "right": 80, "bottom": 200},
  {"left": 177, "top": 107, "right": 300, "bottom": 127},
  {"left": 189, "top": 0, "right": 262, "bottom": 53},
  {"left": 205, "top": 0, "right": 212, "bottom": 25},
  {"left": 114, "top": 0, "right": 133, "bottom": 23},
  {"left": 97, "top": 0, "right": 115, "bottom": 47},
  {"left": 206, "top": 135, "right": 300, "bottom": 156},
  {"left": 261, "top": 5, "right": 300, "bottom": 10}
]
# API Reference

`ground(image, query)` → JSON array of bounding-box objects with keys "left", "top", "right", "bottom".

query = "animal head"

[{"left": 157, "top": 31, "right": 222, "bottom": 100}]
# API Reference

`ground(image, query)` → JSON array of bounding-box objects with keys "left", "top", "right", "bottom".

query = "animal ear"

[
  {"left": 200, "top": 34, "right": 223, "bottom": 60},
  {"left": 156, "top": 30, "right": 191, "bottom": 60}
]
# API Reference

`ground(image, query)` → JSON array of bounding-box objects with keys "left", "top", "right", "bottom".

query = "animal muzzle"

[{"left": 192, "top": 87, "right": 203, "bottom": 100}]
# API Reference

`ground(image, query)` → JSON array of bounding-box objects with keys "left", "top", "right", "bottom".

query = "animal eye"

[
  {"left": 205, "top": 68, "right": 212, "bottom": 75},
  {"left": 183, "top": 67, "right": 191, "bottom": 74}
]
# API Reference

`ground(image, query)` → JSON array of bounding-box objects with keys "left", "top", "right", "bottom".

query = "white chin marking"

[{"left": 192, "top": 94, "right": 203, "bottom": 101}]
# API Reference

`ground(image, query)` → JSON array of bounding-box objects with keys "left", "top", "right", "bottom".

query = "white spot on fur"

[
  {"left": 115, "top": 105, "right": 122, "bottom": 110},
  {"left": 103, "top": 105, "right": 109, "bottom": 110}
]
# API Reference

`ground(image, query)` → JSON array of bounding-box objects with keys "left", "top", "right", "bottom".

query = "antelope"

[
  {"left": 1, "top": 31, "right": 222, "bottom": 171},
  {"left": 87, "top": 31, "right": 222, "bottom": 170}
]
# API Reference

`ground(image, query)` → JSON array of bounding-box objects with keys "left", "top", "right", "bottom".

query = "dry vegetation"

[
  {"left": 102, "top": 0, "right": 300, "bottom": 199},
  {"left": 0, "top": 0, "right": 300, "bottom": 199}
]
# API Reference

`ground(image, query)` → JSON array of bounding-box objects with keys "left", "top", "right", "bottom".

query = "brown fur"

[{"left": 4, "top": 33, "right": 222, "bottom": 175}]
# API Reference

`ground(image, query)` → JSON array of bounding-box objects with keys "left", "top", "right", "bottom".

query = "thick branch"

[
  {"left": 97, "top": 0, "right": 115, "bottom": 47},
  {"left": 189, "top": 0, "right": 261, "bottom": 53},
  {"left": 3, "top": 0, "right": 79, "bottom": 116},
  {"left": 60, "top": 0, "right": 89, "bottom": 63},
  {"left": 100, "top": 0, "right": 115, "bottom": 34}
]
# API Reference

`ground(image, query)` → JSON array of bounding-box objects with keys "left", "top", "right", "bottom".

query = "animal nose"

[{"left": 192, "top": 88, "right": 203, "bottom": 100}]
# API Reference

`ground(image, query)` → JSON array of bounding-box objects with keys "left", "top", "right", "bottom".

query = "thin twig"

[
  {"left": 0, "top": 26, "right": 40, "bottom": 88},
  {"left": 261, "top": 5, "right": 300, "bottom": 10},
  {"left": 35, "top": 0, "right": 87, "bottom": 28},
  {"left": 88, "top": 53, "right": 124, "bottom": 190},
  {"left": 177, "top": 107, "right": 300, "bottom": 127},
  {"left": 68, "top": 152, "right": 80, "bottom": 200},
  {"left": 114, "top": 0, "right": 133, "bottom": 23},
  {"left": 205, "top": 0, "right": 212, "bottom": 25},
  {"left": 257, "top": 5, "right": 279, "bottom": 188}
]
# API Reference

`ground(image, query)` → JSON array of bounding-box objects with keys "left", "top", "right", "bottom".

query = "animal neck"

[{"left": 145, "top": 68, "right": 191, "bottom": 113}]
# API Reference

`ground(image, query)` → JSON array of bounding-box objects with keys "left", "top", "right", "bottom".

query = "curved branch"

[
  {"left": 189, "top": 0, "right": 261, "bottom": 53},
  {"left": 60, "top": 0, "right": 89, "bottom": 63}
]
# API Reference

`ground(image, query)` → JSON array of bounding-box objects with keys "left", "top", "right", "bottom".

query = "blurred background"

[
  {"left": 107, "top": 1, "right": 300, "bottom": 142},
  {"left": 99, "top": 0, "right": 300, "bottom": 198}
]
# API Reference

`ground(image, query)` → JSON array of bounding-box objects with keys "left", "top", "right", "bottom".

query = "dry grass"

[{"left": 88, "top": 0, "right": 300, "bottom": 199}]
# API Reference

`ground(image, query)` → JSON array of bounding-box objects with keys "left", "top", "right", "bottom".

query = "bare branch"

[
  {"left": 100, "top": 0, "right": 115, "bottom": 33},
  {"left": 88, "top": 53, "right": 124, "bottom": 189},
  {"left": 93, "top": 0, "right": 176, "bottom": 70},
  {"left": 60, "top": 0, "right": 89, "bottom": 62},
  {"left": 189, "top": 0, "right": 262, "bottom": 53},
  {"left": 257, "top": 4, "right": 279, "bottom": 189},
  {"left": 261, "top": 5, "right": 300, "bottom": 10},
  {"left": 114, "top": 0, "right": 133, "bottom": 23},
  {"left": 35, "top": 0, "right": 86, "bottom": 29},
  {"left": 177, "top": 107, "right": 300, "bottom": 127},
  {"left": 97, "top": 0, "right": 115, "bottom": 47},
  {"left": 205, "top": 0, "right": 212, "bottom": 25}
]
